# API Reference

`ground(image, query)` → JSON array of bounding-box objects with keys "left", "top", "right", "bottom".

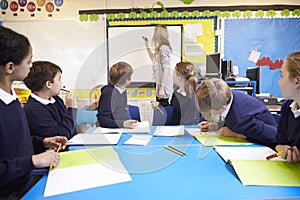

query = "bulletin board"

[
  {"left": 224, "top": 18, "right": 300, "bottom": 97},
  {"left": 108, "top": 18, "right": 216, "bottom": 80}
]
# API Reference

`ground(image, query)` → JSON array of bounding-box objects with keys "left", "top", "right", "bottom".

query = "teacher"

[{"left": 143, "top": 25, "right": 173, "bottom": 106}]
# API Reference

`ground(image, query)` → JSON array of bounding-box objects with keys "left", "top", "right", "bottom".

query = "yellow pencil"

[
  {"left": 61, "top": 88, "right": 70, "bottom": 93},
  {"left": 50, "top": 143, "right": 62, "bottom": 170},
  {"left": 266, "top": 152, "right": 282, "bottom": 160}
]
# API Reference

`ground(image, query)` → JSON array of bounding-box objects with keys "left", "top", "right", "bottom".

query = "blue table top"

[{"left": 23, "top": 128, "right": 300, "bottom": 200}]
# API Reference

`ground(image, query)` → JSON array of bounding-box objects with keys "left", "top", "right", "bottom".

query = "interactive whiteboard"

[{"left": 107, "top": 25, "right": 182, "bottom": 83}]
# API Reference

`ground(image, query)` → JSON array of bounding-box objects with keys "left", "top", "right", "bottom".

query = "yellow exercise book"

[
  {"left": 193, "top": 132, "right": 252, "bottom": 146},
  {"left": 44, "top": 146, "right": 132, "bottom": 197},
  {"left": 215, "top": 146, "right": 300, "bottom": 186},
  {"left": 231, "top": 159, "right": 300, "bottom": 186}
]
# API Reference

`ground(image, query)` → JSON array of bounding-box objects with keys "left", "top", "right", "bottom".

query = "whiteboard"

[
  {"left": 107, "top": 25, "right": 182, "bottom": 83},
  {"left": 3, "top": 20, "right": 106, "bottom": 89}
]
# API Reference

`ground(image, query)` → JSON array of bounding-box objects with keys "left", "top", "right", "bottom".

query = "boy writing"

[{"left": 196, "top": 78, "right": 277, "bottom": 148}]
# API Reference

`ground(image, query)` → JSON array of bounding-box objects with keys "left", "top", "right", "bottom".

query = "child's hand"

[
  {"left": 198, "top": 121, "right": 209, "bottom": 132},
  {"left": 282, "top": 146, "right": 300, "bottom": 162},
  {"left": 151, "top": 101, "right": 159, "bottom": 110},
  {"left": 43, "top": 136, "right": 68, "bottom": 150},
  {"left": 65, "top": 92, "right": 78, "bottom": 108},
  {"left": 198, "top": 121, "right": 219, "bottom": 132},
  {"left": 32, "top": 150, "right": 60, "bottom": 168},
  {"left": 123, "top": 120, "right": 138, "bottom": 129},
  {"left": 219, "top": 127, "right": 246, "bottom": 139}
]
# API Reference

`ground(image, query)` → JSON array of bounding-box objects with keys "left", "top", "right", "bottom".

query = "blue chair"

[
  {"left": 76, "top": 105, "right": 141, "bottom": 126},
  {"left": 152, "top": 105, "right": 174, "bottom": 126},
  {"left": 76, "top": 105, "right": 97, "bottom": 126},
  {"left": 128, "top": 105, "right": 141, "bottom": 122}
]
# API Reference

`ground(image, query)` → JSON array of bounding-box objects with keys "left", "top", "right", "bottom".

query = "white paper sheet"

[
  {"left": 92, "top": 127, "right": 122, "bottom": 134},
  {"left": 248, "top": 49, "right": 261, "bottom": 63},
  {"left": 185, "top": 128, "right": 218, "bottom": 136},
  {"left": 44, "top": 160, "right": 132, "bottom": 197},
  {"left": 215, "top": 146, "right": 284, "bottom": 162},
  {"left": 68, "top": 133, "right": 122, "bottom": 145},
  {"left": 123, "top": 134, "right": 153, "bottom": 146},
  {"left": 153, "top": 125, "right": 184, "bottom": 136},
  {"left": 184, "top": 23, "right": 203, "bottom": 42},
  {"left": 122, "top": 121, "right": 150, "bottom": 134}
]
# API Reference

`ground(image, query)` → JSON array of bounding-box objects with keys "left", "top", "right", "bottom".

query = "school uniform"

[
  {"left": 170, "top": 88, "right": 200, "bottom": 125},
  {"left": 223, "top": 91, "right": 277, "bottom": 148},
  {"left": 0, "top": 89, "right": 34, "bottom": 197},
  {"left": 97, "top": 84, "right": 130, "bottom": 128},
  {"left": 24, "top": 94, "right": 77, "bottom": 154},
  {"left": 276, "top": 100, "right": 300, "bottom": 149}
]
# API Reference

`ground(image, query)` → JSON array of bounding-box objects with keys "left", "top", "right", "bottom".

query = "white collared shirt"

[
  {"left": 0, "top": 87, "right": 18, "bottom": 105},
  {"left": 31, "top": 93, "right": 56, "bottom": 105},
  {"left": 221, "top": 93, "right": 233, "bottom": 119},
  {"left": 114, "top": 85, "right": 126, "bottom": 94},
  {"left": 177, "top": 88, "right": 187, "bottom": 97},
  {"left": 290, "top": 101, "right": 300, "bottom": 118}
]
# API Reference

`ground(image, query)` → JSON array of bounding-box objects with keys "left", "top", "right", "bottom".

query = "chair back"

[
  {"left": 87, "top": 84, "right": 104, "bottom": 110},
  {"left": 272, "top": 113, "right": 280, "bottom": 125},
  {"left": 152, "top": 106, "right": 174, "bottom": 126}
]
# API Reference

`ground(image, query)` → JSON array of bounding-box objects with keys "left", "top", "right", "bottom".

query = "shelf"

[{"left": 226, "top": 80, "right": 256, "bottom": 97}]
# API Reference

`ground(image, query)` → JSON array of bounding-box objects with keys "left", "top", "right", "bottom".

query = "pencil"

[
  {"left": 266, "top": 147, "right": 293, "bottom": 160},
  {"left": 157, "top": 107, "right": 164, "bottom": 115},
  {"left": 266, "top": 152, "right": 283, "bottom": 160},
  {"left": 150, "top": 101, "right": 164, "bottom": 115},
  {"left": 163, "top": 145, "right": 186, "bottom": 156},
  {"left": 61, "top": 88, "right": 70, "bottom": 93},
  {"left": 167, "top": 145, "right": 186, "bottom": 155},
  {"left": 50, "top": 143, "right": 62, "bottom": 170}
]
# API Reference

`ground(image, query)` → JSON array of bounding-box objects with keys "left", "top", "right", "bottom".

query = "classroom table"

[{"left": 23, "top": 128, "right": 300, "bottom": 200}]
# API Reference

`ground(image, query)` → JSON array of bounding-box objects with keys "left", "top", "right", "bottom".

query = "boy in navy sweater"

[
  {"left": 276, "top": 50, "right": 300, "bottom": 162},
  {"left": 23, "top": 61, "right": 77, "bottom": 153},
  {"left": 97, "top": 62, "right": 138, "bottom": 128},
  {"left": 0, "top": 26, "right": 67, "bottom": 199},
  {"left": 196, "top": 78, "right": 277, "bottom": 148}
]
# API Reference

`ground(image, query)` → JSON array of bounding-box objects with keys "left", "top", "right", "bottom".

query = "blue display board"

[{"left": 224, "top": 18, "right": 300, "bottom": 97}]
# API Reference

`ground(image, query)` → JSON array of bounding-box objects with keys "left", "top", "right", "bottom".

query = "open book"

[{"left": 215, "top": 146, "right": 300, "bottom": 186}]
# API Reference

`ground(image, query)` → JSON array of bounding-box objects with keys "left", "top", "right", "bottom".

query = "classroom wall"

[
  {"left": 1, "top": 0, "right": 299, "bottom": 99},
  {"left": 1, "top": 0, "right": 300, "bottom": 21}
]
